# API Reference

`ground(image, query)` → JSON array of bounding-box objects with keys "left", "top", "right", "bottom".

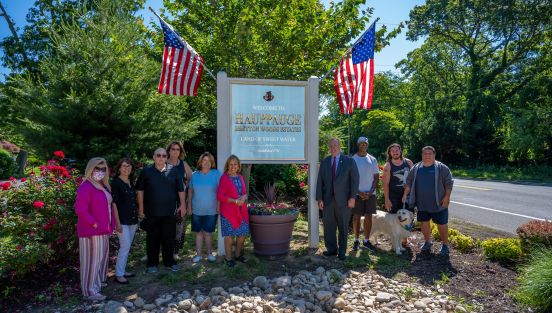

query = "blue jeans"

[{"left": 115, "top": 224, "right": 137, "bottom": 277}]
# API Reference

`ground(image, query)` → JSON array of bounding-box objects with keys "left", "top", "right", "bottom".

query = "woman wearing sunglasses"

[
  {"left": 74, "top": 157, "right": 116, "bottom": 301},
  {"left": 166, "top": 141, "right": 193, "bottom": 260}
]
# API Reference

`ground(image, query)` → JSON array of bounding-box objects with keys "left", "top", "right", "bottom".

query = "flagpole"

[
  {"left": 319, "top": 17, "right": 379, "bottom": 81},
  {"left": 148, "top": 7, "right": 216, "bottom": 80},
  {"left": 347, "top": 113, "right": 351, "bottom": 155}
]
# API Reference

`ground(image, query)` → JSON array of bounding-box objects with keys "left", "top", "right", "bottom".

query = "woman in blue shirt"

[{"left": 187, "top": 152, "right": 221, "bottom": 263}]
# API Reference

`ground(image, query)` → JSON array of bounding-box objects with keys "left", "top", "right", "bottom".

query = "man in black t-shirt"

[
  {"left": 382, "top": 143, "right": 413, "bottom": 214},
  {"left": 137, "top": 148, "right": 185, "bottom": 273}
]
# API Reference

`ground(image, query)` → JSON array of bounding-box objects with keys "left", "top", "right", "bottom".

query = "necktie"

[{"left": 331, "top": 157, "right": 336, "bottom": 181}]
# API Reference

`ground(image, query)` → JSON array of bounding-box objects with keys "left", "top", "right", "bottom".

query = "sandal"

[{"left": 115, "top": 277, "right": 129, "bottom": 284}]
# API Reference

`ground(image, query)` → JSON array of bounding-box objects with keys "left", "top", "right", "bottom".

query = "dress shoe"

[
  {"left": 323, "top": 251, "right": 337, "bottom": 256},
  {"left": 338, "top": 254, "right": 347, "bottom": 261}
]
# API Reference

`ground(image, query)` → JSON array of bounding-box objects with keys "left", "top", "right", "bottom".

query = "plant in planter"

[{"left": 248, "top": 182, "right": 299, "bottom": 256}]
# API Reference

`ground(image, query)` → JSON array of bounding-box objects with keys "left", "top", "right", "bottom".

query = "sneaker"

[
  {"left": 421, "top": 241, "right": 433, "bottom": 252},
  {"left": 86, "top": 293, "right": 106, "bottom": 301},
  {"left": 192, "top": 255, "right": 202, "bottom": 263},
  {"left": 439, "top": 244, "right": 450, "bottom": 256},
  {"left": 207, "top": 254, "right": 216, "bottom": 262},
  {"left": 169, "top": 264, "right": 180, "bottom": 272},
  {"left": 146, "top": 266, "right": 158, "bottom": 273},
  {"left": 235, "top": 254, "right": 247, "bottom": 263},
  {"left": 352, "top": 240, "right": 360, "bottom": 251},
  {"left": 362, "top": 240, "right": 375, "bottom": 251},
  {"left": 224, "top": 258, "right": 236, "bottom": 267}
]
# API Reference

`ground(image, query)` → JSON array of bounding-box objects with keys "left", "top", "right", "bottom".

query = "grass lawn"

[{"left": 452, "top": 164, "right": 552, "bottom": 183}]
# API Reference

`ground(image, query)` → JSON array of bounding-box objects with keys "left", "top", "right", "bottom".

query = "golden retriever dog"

[{"left": 368, "top": 209, "right": 414, "bottom": 255}]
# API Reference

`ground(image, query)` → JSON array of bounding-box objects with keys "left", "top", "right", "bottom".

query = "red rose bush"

[{"left": 0, "top": 151, "right": 80, "bottom": 278}]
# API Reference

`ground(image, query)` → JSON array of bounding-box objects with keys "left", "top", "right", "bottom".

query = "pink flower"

[
  {"left": 9, "top": 176, "right": 16, "bottom": 181},
  {"left": 33, "top": 201, "right": 45, "bottom": 209},
  {"left": 20, "top": 177, "right": 27, "bottom": 182},
  {"left": 53, "top": 150, "right": 65, "bottom": 159},
  {"left": 42, "top": 218, "right": 57, "bottom": 231},
  {"left": 29, "top": 231, "right": 36, "bottom": 237},
  {"left": 299, "top": 182, "right": 306, "bottom": 188},
  {"left": 16, "top": 245, "right": 23, "bottom": 251},
  {"left": 1, "top": 182, "right": 10, "bottom": 190}
]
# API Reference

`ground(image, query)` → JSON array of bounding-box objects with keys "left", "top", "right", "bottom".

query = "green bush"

[
  {"left": 481, "top": 238, "right": 523, "bottom": 262},
  {"left": 517, "top": 220, "right": 552, "bottom": 253},
  {"left": 450, "top": 233, "right": 478, "bottom": 253},
  {"left": 515, "top": 248, "right": 552, "bottom": 312},
  {"left": 0, "top": 151, "right": 79, "bottom": 278},
  {"left": 250, "top": 164, "right": 307, "bottom": 199},
  {"left": 430, "top": 224, "right": 477, "bottom": 252},
  {"left": 0, "top": 149, "right": 17, "bottom": 179},
  {"left": 431, "top": 223, "right": 460, "bottom": 240}
]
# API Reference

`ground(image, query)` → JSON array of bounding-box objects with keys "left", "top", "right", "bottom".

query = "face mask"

[{"left": 93, "top": 171, "right": 105, "bottom": 181}]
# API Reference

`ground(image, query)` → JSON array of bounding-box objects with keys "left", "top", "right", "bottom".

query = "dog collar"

[{"left": 403, "top": 224, "right": 413, "bottom": 231}]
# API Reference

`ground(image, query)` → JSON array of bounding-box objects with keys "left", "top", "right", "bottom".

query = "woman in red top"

[{"left": 216, "top": 155, "right": 249, "bottom": 267}]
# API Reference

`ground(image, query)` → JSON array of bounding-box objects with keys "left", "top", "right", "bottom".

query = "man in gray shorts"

[{"left": 351, "top": 137, "right": 380, "bottom": 251}]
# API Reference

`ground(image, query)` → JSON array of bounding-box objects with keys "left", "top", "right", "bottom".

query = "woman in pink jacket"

[
  {"left": 74, "top": 157, "right": 116, "bottom": 301},
  {"left": 217, "top": 155, "right": 249, "bottom": 267}
]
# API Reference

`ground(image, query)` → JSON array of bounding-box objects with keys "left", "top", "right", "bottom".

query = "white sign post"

[{"left": 216, "top": 71, "right": 320, "bottom": 255}]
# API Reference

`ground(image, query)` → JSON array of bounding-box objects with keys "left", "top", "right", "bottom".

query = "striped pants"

[{"left": 79, "top": 235, "right": 109, "bottom": 297}]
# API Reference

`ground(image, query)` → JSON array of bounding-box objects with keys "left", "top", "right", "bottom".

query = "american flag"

[
  {"left": 334, "top": 22, "right": 376, "bottom": 114},
  {"left": 157, "top": 19, "right": 203, "bottom": 96}
]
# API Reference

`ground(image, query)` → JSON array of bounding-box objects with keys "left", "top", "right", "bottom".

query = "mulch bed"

[{"left": 1, "top": 219, "right": 528, "bottom": 313}]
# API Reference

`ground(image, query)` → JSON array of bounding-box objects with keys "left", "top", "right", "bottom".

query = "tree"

[
  {"left": 407, "top": 0, "right": 552, "bottom": 163},
  {"left": 2, "top": 0, "right": 205, "bottom": 163}
]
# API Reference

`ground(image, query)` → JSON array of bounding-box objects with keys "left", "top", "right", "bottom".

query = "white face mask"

[{"left": 93, "top": 171, "right": 105, "bottom": 181}]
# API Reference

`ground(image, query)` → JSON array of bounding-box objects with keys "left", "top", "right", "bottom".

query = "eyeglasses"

[
  {"left": 156, "top": 154, "right": 167, "bottom": 158},
  {"left": 94, "top": 167, "right": 107, "bottom": 172}
]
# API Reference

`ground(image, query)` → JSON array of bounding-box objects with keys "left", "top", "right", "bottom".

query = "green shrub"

[
  {"left": 450, "top": 234, "right": 478, "bottom": 253},
  {"left": 250, "top": 164, "right": 307, "bottom": 199},
  {"left": 431, "top": 223, "right": 460, "bottom": 240},
  {"left": 0, "top": 149, "right": 17, "bottom": 179},
  {"left": 481, "top": 238, "right": 523, "bottom": 262},
  {"left": 517, "top": 220, "right": 552, "bottom": 253},
  {"left": 515, "top": 248, "right": 552, "bottom": 312},
  {"left": 0, "top": 151, "right": 79, "bottom": 278}
]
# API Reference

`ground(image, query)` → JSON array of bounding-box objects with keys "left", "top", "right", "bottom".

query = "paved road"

[{"left": 449, "top": 178, "right": 552, "bottom": 234}]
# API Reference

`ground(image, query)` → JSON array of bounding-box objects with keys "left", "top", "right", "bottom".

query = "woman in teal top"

[{"left": 187, "top": 152, "right": 221, "bottom": 263}]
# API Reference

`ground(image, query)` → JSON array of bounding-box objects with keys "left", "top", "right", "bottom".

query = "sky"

[{"left": 0, "top": 0, "right": 424, "bottom": 80}]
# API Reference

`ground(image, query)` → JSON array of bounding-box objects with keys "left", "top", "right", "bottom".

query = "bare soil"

[{"left": 1, "top": 217, "right": 527, "bottom": 313}]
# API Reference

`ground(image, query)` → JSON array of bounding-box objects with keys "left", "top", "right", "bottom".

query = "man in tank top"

[{"left": 382, "top": 143, "right": 413, "bottom": 214}]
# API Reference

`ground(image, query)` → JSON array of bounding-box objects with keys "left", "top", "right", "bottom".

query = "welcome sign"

[{"left": 230, "top": 81, "right": 307, "bottom": 161}]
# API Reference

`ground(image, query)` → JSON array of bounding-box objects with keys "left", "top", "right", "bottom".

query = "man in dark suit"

[{"left": 316, "top": 138, "right": 360, "bottom": 260}]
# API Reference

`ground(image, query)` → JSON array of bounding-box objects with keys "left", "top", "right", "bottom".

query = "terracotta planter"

[{"left": 249, "top": 212, "right": 299, "bottom": 256}]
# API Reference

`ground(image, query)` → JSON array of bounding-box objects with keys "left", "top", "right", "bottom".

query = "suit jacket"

[{"left": 316, "top": 153, "right": 360, "bottom": 207}]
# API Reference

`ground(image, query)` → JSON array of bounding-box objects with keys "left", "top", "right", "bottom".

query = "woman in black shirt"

[{"left": 112, "top": 158, "right": 138, "bottom": 284}]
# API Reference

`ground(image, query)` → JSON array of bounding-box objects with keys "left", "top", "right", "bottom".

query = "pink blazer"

[
  {"left": 217, "top": 173, "right": 249, "bottom": 229},
  {"left": 74, "top": 180, "right": 116, "bottom": 237}
]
